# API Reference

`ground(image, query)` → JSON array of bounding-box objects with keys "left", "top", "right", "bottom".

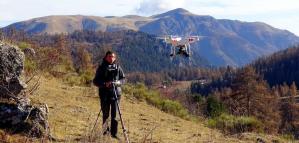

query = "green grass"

[
  {"left": 123, "top": 83, "right": 189, "bottom": 119},
  {"left": 207, "top": 113, "right": 263, "bottom": 134},
  {"left": 280, "top": 133, "right": 296, "bottom": 141}
]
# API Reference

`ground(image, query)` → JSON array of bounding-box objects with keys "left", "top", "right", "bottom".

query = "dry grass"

[{"left": 18, "top": 76, "right": 287, "bottom": 143}]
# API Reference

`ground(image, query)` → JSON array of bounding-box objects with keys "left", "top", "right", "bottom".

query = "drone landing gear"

[
  {"left": 170, "top": 46, "right": 176, "bottom": 57},
  {"left": 170, "top": 46, "right": 175, "bottom": 61},
  {"left": 169, "top": 44, "right": 192, "bottom": 66},
  {"left": 187, "top": 44, "right": 192, "bottom": 66}
]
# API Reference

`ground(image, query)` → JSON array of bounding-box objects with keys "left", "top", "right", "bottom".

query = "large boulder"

[
  {"left": 0, "top": 41, "right": 49, "bottom": 138},
  {"left": 0, "top": 42, "right": 26, "bottom": 99},
  {"left": 0, "top": 103, "right": 49, "bottom": 137}
]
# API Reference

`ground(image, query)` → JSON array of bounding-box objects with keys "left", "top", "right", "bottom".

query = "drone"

[{"left": 158, "top": 35, "right": 202, "bottom": 58}]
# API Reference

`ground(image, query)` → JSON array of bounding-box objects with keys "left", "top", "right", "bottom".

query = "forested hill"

[
  {"left": 253, "top": 45, "right": 299, "bottom": 86},
  {"left": 1, "top": 29, "right": 209, "bottom": 72},
  {"left": 69, "top": 30, "right": 209, "bottom": 72},
  {"left": 190, "top": 45, "right": 299, "bottom": 97}
]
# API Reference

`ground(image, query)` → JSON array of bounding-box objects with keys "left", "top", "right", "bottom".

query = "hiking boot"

[
  {"left": 103, "top": 128, "right": 110, "bottom": 136},
  {"left": 103, "top": 130, "right": 109, "bottom": 136},
  {"left": 111, "top": 135, "right": 120, "bottom": 140}
]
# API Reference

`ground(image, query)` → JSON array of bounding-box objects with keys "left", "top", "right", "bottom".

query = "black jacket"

[{"left": 93, "top": 60, "right": 125, "bottom": 100}]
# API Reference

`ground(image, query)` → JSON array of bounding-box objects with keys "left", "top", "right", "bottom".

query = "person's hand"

[
  {"left": 112, "top": 80, "right": 121, "bottom": 86},
  {"left": 104, "top": 81, "right": 112, "bottom": 88}
]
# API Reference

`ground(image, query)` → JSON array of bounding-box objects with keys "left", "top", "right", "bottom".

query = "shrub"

[
  {"left": 79, "top": 70, "right": 94, "bottom": 85},
  {"left": 61, "top": 71, "right": 94, "bottom": 86},
  {"left": 207, "top": 113, "right": 263, "bottom": 134},
  {"left": 16, "top": 42, "right": 37, "bottom": 74},
  {"left": 206, "top": 96, "right": 227, "bottom": 117},
  {"left": 191, "top": 93, "right": 205, "bottom": 103},
  {"left": 24, "top": 57, "right": 37, "bottom": 74},
  {"left": 123, "top": 83, "right": 189, "bottom": 119},
  {"left": 17, "top": 42, "right": 31, "bottom": 50},
  {"left": 63, "top": 74, "right": 82, "bottom": 86},
  {"left": 145, "top": 92, "right": 163, "bottom": 107},
  {"left": 130, "top": 83, "right": 148, "bottom": 101},
  {"left": 161, "top": 100, "right": 189, "bottom": 118}
]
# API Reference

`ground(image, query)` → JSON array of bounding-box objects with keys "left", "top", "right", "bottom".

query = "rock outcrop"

[
  {"left": 0, "top": 42, "right": 26, "bottom": 99},
  {"left": 0, "top": 41, "right": 49, "bottom": 137}
]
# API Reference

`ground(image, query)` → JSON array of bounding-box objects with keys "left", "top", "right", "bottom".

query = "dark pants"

[{"left": 100, "top": 90, "right": 118, "bottom": 136}]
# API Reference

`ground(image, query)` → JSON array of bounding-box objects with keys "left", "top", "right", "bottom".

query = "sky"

[{"left": 1, "top": 0, "right": 299, "bottom": 35}]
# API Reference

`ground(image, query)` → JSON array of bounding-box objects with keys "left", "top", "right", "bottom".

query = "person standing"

[{"left": 93, "top": 51, "right": 125, "bottom": 139}]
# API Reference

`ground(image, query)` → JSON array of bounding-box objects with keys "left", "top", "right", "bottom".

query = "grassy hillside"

[
  {"left": 5, "top": 15, "right": 151, "bottom": 34},
  {"left": 12, "top": 76, "right": 285, "bottom": 143},
  {"left": 0, "top": 75, "right": 289, "bottom": 142}
]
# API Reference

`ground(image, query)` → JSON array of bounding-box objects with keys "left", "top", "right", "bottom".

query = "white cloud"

[
  {"left": 0, "top": 0, "right": 140, "bottom": 21},
  {"left": 185, "top": 0, "right": 299, "bottom": 16},
  {"left": 262, "top": 15, "right": 299, "bottom": 36},
  {"left": 136, "top": 0, "right": 186, "bottom": 15},
  {"left": 186, "top": 0, "right": 299, "bottom": 35}
]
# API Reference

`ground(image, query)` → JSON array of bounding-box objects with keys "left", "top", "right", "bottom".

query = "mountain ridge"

[{"left": 2, "top": 8, "right": 299, "bottom": 67}]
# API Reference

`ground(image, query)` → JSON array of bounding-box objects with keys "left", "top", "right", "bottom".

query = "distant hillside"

[
  {"left": 253, "top": 45, "right": 299, "bottom": 86},
  {"left": 69, "top": 30, "right": 209, "bottom": 72},
  {"left": 5, "top": 30, "right": 208, "bottom": 72},
  {"left": 2, "top": 8, "right": 299, "bottom": 67},
  {"left": 3, "top": 15, "right": 149, "bottom": 34}
]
